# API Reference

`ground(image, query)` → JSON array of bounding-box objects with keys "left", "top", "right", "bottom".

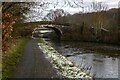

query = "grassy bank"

[{"left": 2, "top": 37, "right": 28, "bottom": 80}]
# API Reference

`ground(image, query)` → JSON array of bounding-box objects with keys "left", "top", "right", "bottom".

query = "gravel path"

[{"left": 11, "top": 38, "right": 61, "bottom": 78}]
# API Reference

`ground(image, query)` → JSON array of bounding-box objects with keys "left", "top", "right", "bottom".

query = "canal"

[{"left": 46, "top": 40, "right": 120, "bottom": 78}]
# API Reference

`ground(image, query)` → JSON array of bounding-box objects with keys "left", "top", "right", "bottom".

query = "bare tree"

[
  {"left": 118, "top": 1, "right": 120, "bottom": 26},
  {"left": 90, "top": 1, "right": 108, "bottom": 39},
  {"left": 118, "top": 1, "right": 120, "bottom": 41},
  {"left": 43, "top": 9, "right": 68, "bottom": 22},
  {"left": 118, "top": 1, "right": 120, "bottom": 8}
]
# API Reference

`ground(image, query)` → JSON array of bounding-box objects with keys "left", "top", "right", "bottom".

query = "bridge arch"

[
  {"left": 44, "top": 26, "right": 62, "bottom": 40},
  {"left": 32, "top": 25, "right": 62, "bottom": 40}
]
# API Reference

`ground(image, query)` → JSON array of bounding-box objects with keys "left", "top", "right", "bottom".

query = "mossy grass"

[{"left": 2, "top": 37, "right": 28, "bottom": 80}]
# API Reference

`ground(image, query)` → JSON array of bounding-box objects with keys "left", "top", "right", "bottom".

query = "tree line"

[
  {"left": 44, "top": 2, "right": 120, "bottom": 44},
  {"left": 1, "top": 1, "right": 120, "bottom": 53},
  {"left": 1, "top": 1, "right": 82, "bottom": 53}
]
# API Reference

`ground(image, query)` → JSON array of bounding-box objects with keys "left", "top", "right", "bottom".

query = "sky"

[
  {"left": 15, "top": 0, "right": 119, "bottom": 22},
  {"left": 2, "top": 0, "right": 119, "bottom": 13},
  {"left": 46, "top": 0, "right": 119, "bottom": 14}
]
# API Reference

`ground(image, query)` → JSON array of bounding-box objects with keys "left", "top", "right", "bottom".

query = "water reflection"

[{"left": 48, "top": 40, "right": 120, "bottom": 78}]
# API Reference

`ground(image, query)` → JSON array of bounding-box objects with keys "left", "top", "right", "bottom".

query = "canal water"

[{"left": 46, "top": 40, "right": 120, "bottom": 78}]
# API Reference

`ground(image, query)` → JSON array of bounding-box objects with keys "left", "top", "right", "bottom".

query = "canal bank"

[
  {"left": 38, "top": 38, "right": 92, "bottom": 78},
  {"left": 47, "top": 40, "right": 120, "bottom": 78}
]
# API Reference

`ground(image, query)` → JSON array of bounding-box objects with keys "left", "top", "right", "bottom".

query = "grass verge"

[{"left": 2, "top": 37, "right": 28, "bottom": 80}]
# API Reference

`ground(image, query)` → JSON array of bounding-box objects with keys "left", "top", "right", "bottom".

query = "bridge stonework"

[
  {"left": 32, "top": 24, "right": 68, "bottom": 40},
  {"left": 16, "top": 21, "right": 70, "bottom": 40},
  {"left": 40, "top": 25, "right": 67, "bottom": 40}
]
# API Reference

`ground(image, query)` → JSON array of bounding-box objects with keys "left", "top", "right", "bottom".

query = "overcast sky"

[
  {"left": 1, "top": 0, "right": 119, "bottom": 22},
  {"left": 24, "top": 0, "right": 119, "bottom": 22},
  {"left": 2, "top": 0, "right": 119, "bottom": 13},
  {"left": 47, "top": 0, "right": 119, "bottom": 14},
  {"left": 5, "top": 0, "right": 118, "bottom": 22}
]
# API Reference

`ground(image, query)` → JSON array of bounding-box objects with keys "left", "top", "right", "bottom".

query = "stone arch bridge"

[
  {"left": 33, "top": 25, "right": 64, "bottom": 40},
  {"left": 17, "top": 21, "right": 70, "bottom": 40}
]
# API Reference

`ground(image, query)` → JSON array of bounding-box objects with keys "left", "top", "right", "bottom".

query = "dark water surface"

[{"left": 47, "top": 40, "right": 120, "bottom": 78}]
